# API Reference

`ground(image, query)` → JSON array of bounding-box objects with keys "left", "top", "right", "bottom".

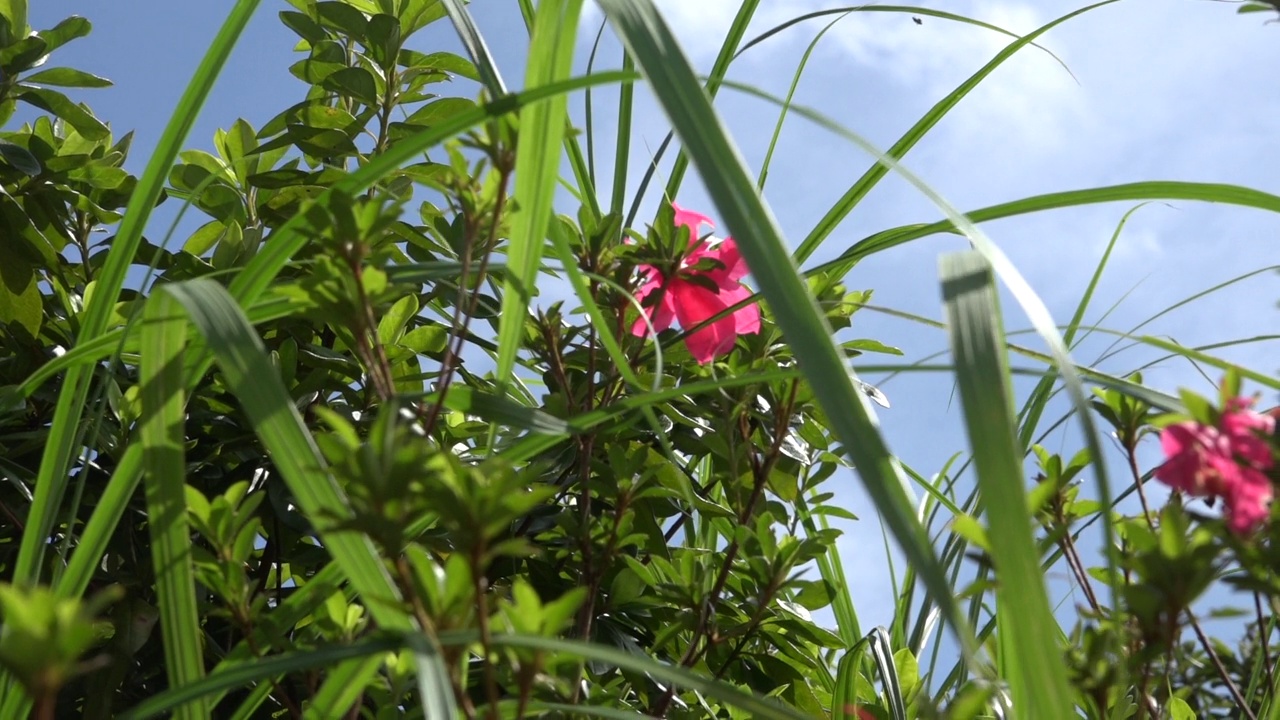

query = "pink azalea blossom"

[
  {"left": 630, "top": 203, "right": 761, "bottom": 364},
  {"left": 1155, "top": 397, "right": 1276, "bottom": 534}
]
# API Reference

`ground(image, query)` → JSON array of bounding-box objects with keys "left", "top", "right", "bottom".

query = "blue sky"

[{"left": 27, "top": 0, "right": 1280, "bottom": 655}]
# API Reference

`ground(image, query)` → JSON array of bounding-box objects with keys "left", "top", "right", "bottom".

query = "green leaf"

[
  {"left": 322, "top": 66, "right": 379, "bottom": 105},
  {"left": 940, "top": 251, "right": 1074, "bottom": 718},
  {"left": 36, "top": 15, "right": 91, "bottom": 54},
  {"left": 22, "top": 66, "right": 112, "bottom": 87},
  {"left": 16, "top": 86, "right": 110, "bottom": 139},
  {"left": 0, "top": 140, "right": 40, "bottom": 175},
  {"left": 0, "top": 251, "right": 41, "bottom": 338}
]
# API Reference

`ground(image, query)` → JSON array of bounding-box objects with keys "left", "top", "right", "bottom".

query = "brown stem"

[
  {"left": 1188, "top": 609, "right": 1256, "bottom": 719},
  {"left": 422, "top": 164, "right": 512, "bottom": 438},
  {"left": 1256, "top": 592, "right": 1275, "bottom": 695}
]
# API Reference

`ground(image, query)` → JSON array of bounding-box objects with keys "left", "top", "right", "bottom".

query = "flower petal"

[
  {"left": 672, "top": 202, "right": 714, "bottom": 242},
  {"left": 671, "top": 281, "right": 739, "bottom": 363},
  {"left": 630, "top": 267, "right": 677, "bottom": 337},
  {"left": 714, "top": 282, "right": 761, "bottom": 335}
]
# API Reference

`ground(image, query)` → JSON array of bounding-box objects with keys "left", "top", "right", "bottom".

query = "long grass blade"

[
  {"left": 794, "top": 0, "right": 1116, "bottom": 264},
  {"left": 139, "top": 292, "right": 207, "bottom": 719},
  {"left": 941, "top": 251, "right": 1075, "bottom": 718},
  {"left": 118, "top": 637, "right": 403, "bottom": 720},
  {"left": 595, "top": 0, "right": 979, "bottom": 666},
  {"left": 12, "top": 0, "right": 261, "bottom": 586},
  {"left": 814, "top": 180, "right": 1280, "bottom": 277}
]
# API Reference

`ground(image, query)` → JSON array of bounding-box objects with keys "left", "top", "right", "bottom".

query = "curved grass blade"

[
  {"left": 661, "top": 0, "right": 759, "bottom": 202},
  {"left": 759, "top": 11, "right": 850, "bottom": 191},
  {"left": 941, "top": 251, "right": 1075, "bottom": 718},
  {"left": 794, "top": 0, "right": 1117, "bottom": 265},
  {"left": 303, "top": 655, "right": 384, "bottom": 719},
  {"left": 139, "top": 292, "right": 207, "bottom": 719},
  {"left": 610, "top": 52, "right": 636, "bottom": 216},
  {"left": 12, "top": 0, "right": 261, "bottom": 587},
  {"left": 440, "top": 0, "right": 508, "bottom": 96},
  {"left": 492, "top": 0, "right": 586, "bottom": 391},
  {"left": 158, "top": 279, "right": 413, "bottom": 632},
  {"left": 596, "top": 0, "right": 979, "bottom": 666},
  {"left": 438, "top": 631, "right": 814, "bottom": 719},
  {"left": 1015, "top": 203, "right": 1149, "bottom": 449},
  {"left": 118, "top": 637, "right": 403, "bottom": 720},
  {"left": 813, "top": 181, "right": 1280, "bottom": 278}
]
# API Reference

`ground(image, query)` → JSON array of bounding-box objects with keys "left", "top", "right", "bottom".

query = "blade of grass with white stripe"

[
  {"left": 941, "top": 251, "right": 1075, "bottom": 718},
  {"left": 596, "top": 0, "right": 979, "bottom": 664},
  {"left": 139, "top": 291, "right": 207, "bottom": 719},
  {"left": 794, "top": 0, "right": 1116, "bottom": 264},
  {"left": 11, "top": 0, "right": 261, "bottom": 587},
  {"left": 475, "top": 0, "right": 585, "bottom": 390},
  {"left": 156, "top": 279, "right": 413, "bottom": 633}
]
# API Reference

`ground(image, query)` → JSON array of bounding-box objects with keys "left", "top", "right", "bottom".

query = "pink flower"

[
  {"left": 630, "top": 203, "right": 761, "bottom": 364},
  {"left": 1155, "top": 397, "right": 1276, "bottom": 534}
]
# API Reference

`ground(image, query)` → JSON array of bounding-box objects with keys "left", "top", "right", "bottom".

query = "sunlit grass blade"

[
  {"left": 814, "top": 180, "right": 1280, "bottom": 277},
  {"left": 596, "top": 0, "right": 979, "bottom": 667},
  {"left": 870, "top": 628, "right": 907, "bottom": 720},
  {"left": 941, "top": 251, "right": 1075, "bottom": 718},
  {"left": 118, "top": 637, "right": 403, "bottom": 720},
  {"left": 157, "top": 279, "right": 412, "bottom": 632},
  {"left": 138, "top": 292, "right": 207, "bottom": 719},
  {"left": 794, "top": 0, "right": 1116, "bottom": 264},
  {"left": 11, "top": 0, "right": 261, "bottom": 587}
]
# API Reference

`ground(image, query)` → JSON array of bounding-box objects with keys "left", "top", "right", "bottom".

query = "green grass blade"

[
  {"left": 118, "top": 637, "right": 403, "bottom": 720},
  {"left": 610, "top": 51, "right": 635, "bottom": 217},
  {"left": 759, "top": 11, "right": 849, "bottom": 191},
  {"left": 12, "top": 0, "right": 261, "bottom": 586},
  {"left": 793, "top": 0, "right": 1116, "bottom": 264},
  {"left": 941, "top": 251, "right": 1076, "bottom": 718},
  {"left": 596, "top": 0, "right": 978, "bottom": 665},
  {"left": 1015, "top": 203, "right": 1145, "bottom": 449},
  {"left": 661, "top": 0, "right": 759, "bottom": 201},
  {"left": 442, "top": 631, "right": 813, "bottom": 719},
  {"left": 440, "top": 0, "right": 508, "bottom": 95},
  {"left": 159, "top": 279, "right": 413, "bottom": 631},
  {"left": 301, "top": 656, "right": 384, "bottom": 719},
  {"left": 139, "top": 292, "right": 207, "bottom": 719},
  {"left": 814, "top": 180, "right": 1280, "bottom": 277}
]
